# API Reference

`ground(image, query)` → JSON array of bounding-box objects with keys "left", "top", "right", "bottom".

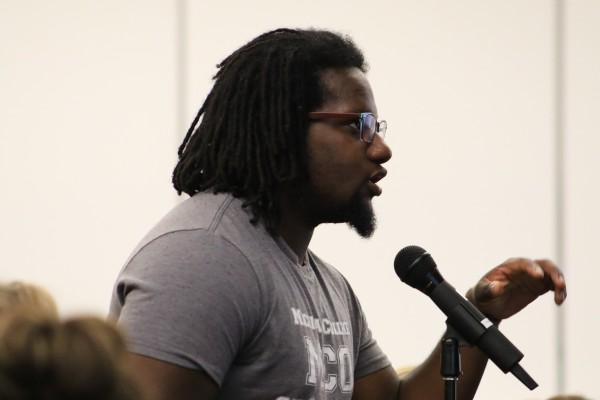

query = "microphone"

[{"left": 394, "top": 245, "right": 538, "bottom": 390}]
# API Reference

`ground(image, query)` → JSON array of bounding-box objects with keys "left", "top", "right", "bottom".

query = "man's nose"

[{"left": 367, "top": 133, "right": 392, "bottom": 164}]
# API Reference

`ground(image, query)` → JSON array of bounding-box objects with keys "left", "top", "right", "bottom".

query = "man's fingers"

[
  {"left": 531, "top": 261, "right": 545, "bottom": 277},
  {"left": 474, "top": 280, "right": 504, "bottom": 303},
  {"left": 534, "top": 259, "right": 567, "bottom": 304}
]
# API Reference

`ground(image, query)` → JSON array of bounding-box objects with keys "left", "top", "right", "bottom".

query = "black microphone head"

[{"left": 394, "top": 245, "right": 440, "bottom": 289}]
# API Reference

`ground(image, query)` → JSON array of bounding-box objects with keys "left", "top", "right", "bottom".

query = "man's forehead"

[{"left": 319, "top": 67, "right": 374, "bottom": 105}]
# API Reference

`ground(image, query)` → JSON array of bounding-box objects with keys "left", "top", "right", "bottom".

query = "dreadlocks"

[{"left": 172, "top": 28, "right": 367, "bottom": 231}]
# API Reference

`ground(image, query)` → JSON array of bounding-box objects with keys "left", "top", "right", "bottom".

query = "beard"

[
  {"left": 344, "top": 190, "right": 377, "bottom": 238},
  {"left": 295, "top": 181, "right": 378, "bottom": 238}
]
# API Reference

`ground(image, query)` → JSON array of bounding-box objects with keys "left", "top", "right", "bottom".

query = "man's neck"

[
  {"left": 275, "top": 188, "right": 316, "bottom": 263},
  {"left": 275, "top": 220, "right": 314, "bottom": 265}
]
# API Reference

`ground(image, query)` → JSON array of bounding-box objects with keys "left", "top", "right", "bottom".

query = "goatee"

[{"left": 346, "top": 191, "right": 377, "bottom": 238}]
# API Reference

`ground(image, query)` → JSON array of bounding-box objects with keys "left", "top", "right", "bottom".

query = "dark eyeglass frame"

[{"left": 307, "top": 112, "right": 387, "bottom": 143}]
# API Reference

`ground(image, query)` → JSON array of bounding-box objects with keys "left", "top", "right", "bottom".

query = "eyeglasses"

[{"left": 307, "top": 112, "right": 387, "bottom": 144}]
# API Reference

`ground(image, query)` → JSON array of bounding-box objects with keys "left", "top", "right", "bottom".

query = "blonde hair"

[{"left": 0, "top": 281, "right": 58, "bottom": 316}]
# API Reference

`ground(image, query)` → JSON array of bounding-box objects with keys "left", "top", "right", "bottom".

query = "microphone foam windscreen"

[{"left": 394, "top": 245, "right": 438, "bottom": 288}]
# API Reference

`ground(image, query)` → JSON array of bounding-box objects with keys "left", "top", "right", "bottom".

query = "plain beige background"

[{"left": 1, "top": 1, "right": 598, "bottom": 399}]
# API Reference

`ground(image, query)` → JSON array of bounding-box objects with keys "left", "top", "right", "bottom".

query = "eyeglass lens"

[{"left": 361, "top": 114, "right": 386, "bottom": 143}]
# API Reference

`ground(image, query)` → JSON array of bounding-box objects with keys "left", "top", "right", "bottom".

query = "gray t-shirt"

[{"left": 109, "top": 192, "right": 390, "bottom": 400}]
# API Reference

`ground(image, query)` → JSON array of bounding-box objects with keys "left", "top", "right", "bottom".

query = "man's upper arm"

[
  {"left": 113, "top": 230, "right": 261, "bottom": 384},
  {"left": 125, "top": 353, "right": 219, "bottom": 400},
  {"left": 352, "top": 365, "right": 400, "bottom": 400}
]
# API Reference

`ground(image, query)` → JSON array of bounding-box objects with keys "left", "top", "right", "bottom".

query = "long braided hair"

[{"left": 172, "top": 28, "right": 367, "bottom": 230}]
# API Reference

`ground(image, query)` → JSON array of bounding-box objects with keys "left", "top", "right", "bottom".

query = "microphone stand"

[
  {"left": 439, "top": 320, "right": 538, "bottom": 400},
  {"left": 440, "top": 324, "right": 468, "bottom": 400}
]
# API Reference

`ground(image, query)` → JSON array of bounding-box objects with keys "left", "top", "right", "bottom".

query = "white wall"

[
  {"left": 563, "top": 0, "right": 600, "bottom": 397},
  {"left": 0, "top": 0, "right": 179, "bottom": 314},
  {"left": 1, "top": 1, "right": 598, "bottom": 399}
]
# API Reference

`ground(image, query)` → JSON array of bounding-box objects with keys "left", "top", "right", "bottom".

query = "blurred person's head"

[
  {"left": 0, "top": 309, "right": 141, "bottom": 400},
  {"left": 0, "top": 281, "right": 58, "bottom": 316}
]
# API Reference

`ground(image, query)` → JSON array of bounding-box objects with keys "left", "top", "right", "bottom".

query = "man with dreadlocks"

[{"left": 109, "top": 28, "right": 567, "bottom": 400}]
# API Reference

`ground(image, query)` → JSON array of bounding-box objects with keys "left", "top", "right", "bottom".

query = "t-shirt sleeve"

[
  {"left": 353, "top": 313, "right": 391, "bottom": 380},
  {"left": 110, "top": 229, "right": 262, "bottom": 386},
  {"left": 343, "top": 277, "right": 392, "bottom": 380}
]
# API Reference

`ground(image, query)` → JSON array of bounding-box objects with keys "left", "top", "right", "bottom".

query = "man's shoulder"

[
  {"left": 144, "top": 192, "right": 252, "bottom": 239},
  {"left": 121, "top": 192, "right": 264, "bottom": 266}
]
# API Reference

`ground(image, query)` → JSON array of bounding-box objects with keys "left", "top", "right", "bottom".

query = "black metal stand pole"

[{"left": 440, "top": 336, "right": 461, "bottom": 400}]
